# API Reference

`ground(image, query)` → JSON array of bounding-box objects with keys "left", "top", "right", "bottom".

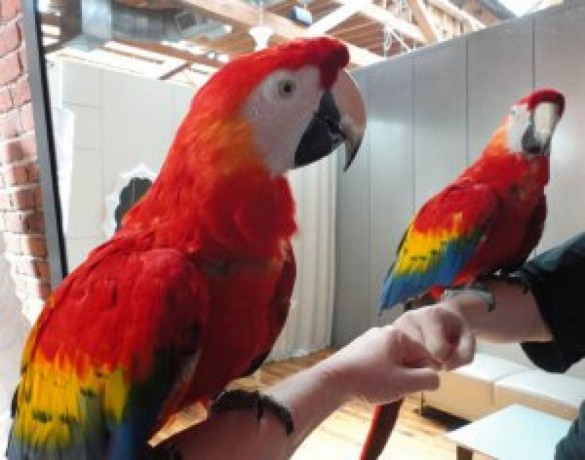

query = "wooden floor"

[{"left": 159, "top": 349, "right": 472, "bottom": 459}]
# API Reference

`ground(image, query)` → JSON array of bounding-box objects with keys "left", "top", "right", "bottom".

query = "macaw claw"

[{"left": 211, "top": 389, "right": 294, "bottom": 435}]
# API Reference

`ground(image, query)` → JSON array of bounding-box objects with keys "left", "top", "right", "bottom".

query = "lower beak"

[{"left": 294, "top": 70, "right": 366, "bottom": 170}]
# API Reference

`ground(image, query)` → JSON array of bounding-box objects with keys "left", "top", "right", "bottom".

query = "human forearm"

[
  {"left": 443, "top": 279, "right": 553, "bottom": 343},
  {"left": 164, "top": 362, "right": 343, "bottom": 460}
]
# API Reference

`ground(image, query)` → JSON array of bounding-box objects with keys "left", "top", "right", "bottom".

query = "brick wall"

[{"left": 0, "top": 0, "right": 51, "bottom": 320}]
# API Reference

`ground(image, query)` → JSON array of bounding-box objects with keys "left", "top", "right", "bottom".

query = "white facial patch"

[
  {"left": 242, "top": 67, "right": 323, "bottom": 175},
  {"left": 506, "top": 103, "right": 531, "bottom": 153}
]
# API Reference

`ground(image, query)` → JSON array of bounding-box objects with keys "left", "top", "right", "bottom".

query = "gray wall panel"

[
  {"left": 366, "top": 58, "right": 415, "bottom": 327},
  {"left": 534, "top": 4, "right": 585, "bottom": 251},
  {"left": 332, "top": 71, "right": 372, "bottom": 347},
  {"left": 413, "top": 40, "right": 467, "bottom": 209},
  {"left": 467, "top": 18, "right": 534, "bottom": 162}
]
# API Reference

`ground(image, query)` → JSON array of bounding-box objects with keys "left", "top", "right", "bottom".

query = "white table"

[{"left": 446, "top": 404, "right": 572, "bottom": 459}]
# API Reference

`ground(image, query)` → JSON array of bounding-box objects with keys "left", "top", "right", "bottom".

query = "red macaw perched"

[
  {"left": 7, "top": 37, "right": 366, "bottom": 460},
  {"left": 361, "top": 88, "right": 565, "bottom": 460}
]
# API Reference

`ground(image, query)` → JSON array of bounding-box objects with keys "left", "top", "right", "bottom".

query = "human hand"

[
  {"left": 393, "top": 305, "right": 475, "bottom": 371},
  {"left": 317, "top": 305, "right": 475, "bottom": 406}
]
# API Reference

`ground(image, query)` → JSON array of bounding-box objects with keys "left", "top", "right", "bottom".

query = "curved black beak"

[
  {"left": 294, "top": 70, "right": 366, "bottom": 171},
  {"left": 522, "top": 99, "right": 563, "bottom": 155}
]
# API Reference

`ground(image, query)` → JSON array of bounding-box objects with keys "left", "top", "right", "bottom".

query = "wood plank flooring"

[{"left": 158, "top": 349, "right": 473, "bottom": 459}]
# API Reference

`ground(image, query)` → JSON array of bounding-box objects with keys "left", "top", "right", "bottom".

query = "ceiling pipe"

[{"left": 61, "top": 0, "right": 231, "bottom": 51}]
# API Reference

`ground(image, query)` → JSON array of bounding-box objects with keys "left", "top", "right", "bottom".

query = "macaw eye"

[{"left": 278, "top": 79, "right": 296, "bottom": 98}]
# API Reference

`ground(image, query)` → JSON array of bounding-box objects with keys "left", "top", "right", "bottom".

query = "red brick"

[
  {"left": 32, "top": 184, "right": 42, "bottom": 207},
  {"left": 18, "top": 48, "right": 26, "bottom": 73},
  {"left": 0, "top": 20, "right": 20, "bottom": 56},
  {"left": 20, "top": 101, "right": 33, "bottom": 131},
  {"left": 21, "top": 210, "right": 44, "bottom": 233},
  {"left": 11, "top": 77, "right": 30, "bottom": 105},
  {"left": 0, "top": 52, "right": 22, "bottom": 85},
  {"left": 0, "top": 0, "right": 21, "bottom": 23},
  {"left": 0, "top": 87, "right": 12, "bottom": 112},
  {"left": 1, "top": 163, "right": 28, "bottom": 186},
  {"left": 0, "top": 134, "right": 36, "bottom": 164},
  {"left": 0, "top": 110, "right": 21, "bottom": 139},
  {"left": 11, "top": 187, "right": 36, "bottom": 209},
  {"left": 1, "top": 209, "right": 44, "bottom": 233},
  {"left": 2, "top": 211, "right": 24, "bottom": 232},
  {"left": 21, "top": 235, "right": 47, "bottom": 258}
]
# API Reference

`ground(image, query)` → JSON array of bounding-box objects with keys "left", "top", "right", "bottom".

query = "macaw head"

[
  {"left": 188, "top": 37, "right": 366, "bottom": 175},
  {"left": 505, "top": 88, "right": 565, "bottom": 156}
]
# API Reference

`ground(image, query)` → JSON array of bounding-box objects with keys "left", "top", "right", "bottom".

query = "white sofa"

[{"left": 422, "top": 342, "right": 585, "bottom": 422}]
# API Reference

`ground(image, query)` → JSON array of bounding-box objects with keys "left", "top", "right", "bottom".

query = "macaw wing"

[
  {"left": 241, "top": 242, "right": 296, "bottom": 378},
  {"left": 379, "top": 181, "right": 499, "bottom": 308},
  {"left": 500, "top": 194, "right": 547, "bottom": 272},
  {"left": 8, "top": 244, "right": 209, "bottom": 460}
]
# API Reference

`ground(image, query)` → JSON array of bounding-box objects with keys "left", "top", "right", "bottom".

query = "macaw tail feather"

[{"left": 359, "top": 399, "right": 404, "bottom": 460}]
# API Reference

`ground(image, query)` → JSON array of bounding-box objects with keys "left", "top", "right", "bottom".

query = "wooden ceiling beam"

[
  {"left": 307, "top": 0, "right": 374, "bottom": 35},
  {"left": 406, "top": 0, "right": 441, "bottom": 43},
  {"left": 429, "top": 0, "right": 485, "bottom": 31},
  {"left": 181, "top": 0, "right": 383, "bottom": 67},
  {"left": 333, "top": 0, "right": 427, "bottom": 44}
]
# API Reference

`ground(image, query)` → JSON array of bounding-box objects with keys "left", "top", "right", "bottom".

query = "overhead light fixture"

[
  {"left": 249, "top": 1, "right": 274, "bottom": 51},
  {"left": 289, "top": 5, "right": 313, "bottom": 26}
]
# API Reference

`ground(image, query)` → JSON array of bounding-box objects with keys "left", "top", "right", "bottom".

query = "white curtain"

[
  {"left": 0, "top": 237, "right": 31, "bottom": 456},
  {"left": 269, "top": 155, "right": 337, "bottom": 361}
]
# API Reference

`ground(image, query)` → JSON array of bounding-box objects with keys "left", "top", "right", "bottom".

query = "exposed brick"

[
  {"left": 0, "top": 134, "right": 36, "bottom": 164},
  {"left": 20, "top": 101, "right": 33, "bottom": 131},
  {"left": 1, "top": 209, "right": 43, "bottom": 233},
  {"left": 0, "top": 0, "right": 21, "bottom": 23},
  {"left": 0, "top": 110, "right": 21, "bottom": 139},
  {"left": 0, "top": 87, "right": 12, "bottom": 113},
  {"left": 0, "top": 20, "right": 20, "bottom": 56},
  {"left": 11, "top": 77, "right": 30, "bottom": 105},
  {"left": 1, "top": 163, "right": 28, "bottom": 186},
  {"left": 21, "top": 235, "right": 47, "bottom": 258},
  {"left": 21, "top": 209, "right": 44, "bottom": 233},
  {"left": 2, "top": 211, "right": 24, "bottom": 232},
  {"left": 18, "top": 48, "right": 26, "bottom": 73},
  {"left": 0, "top": 52, "right": 22, "bottom": 86},
  {"left": 36, "top": 260, "right": 50, "bottom": 281},
  {"left": 11, "top": 187, "right": 36, "bottom": 209}
]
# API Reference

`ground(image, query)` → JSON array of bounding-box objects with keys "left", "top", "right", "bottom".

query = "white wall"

[
  {"left": 0, "top": 237, "right": 31, "bottom": 455},
  {"left": 48, "top": 60, "right": 195, "bottom": 269}
]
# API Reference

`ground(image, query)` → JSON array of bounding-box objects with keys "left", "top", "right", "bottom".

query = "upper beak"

[
  {"left": 294, "top": 70, "right": 366, "bottom": 170},
  {"left": 522, "top": 100, "right": 563, "bottom": 155}
]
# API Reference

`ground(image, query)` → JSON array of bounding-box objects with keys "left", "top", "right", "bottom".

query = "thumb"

[{"left": 399, "top": 367, "right": 440, "bottom": 392}]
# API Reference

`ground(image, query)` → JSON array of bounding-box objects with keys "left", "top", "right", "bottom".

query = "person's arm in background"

[
  {"left": 439, "top": 231, "right": 585, "bottom": 372},
  {"left": 157, "top": 306, "right": 475, "bottom": 460},
  {"left": 438, "top": 280, "right": 553, "bottom": 343}
]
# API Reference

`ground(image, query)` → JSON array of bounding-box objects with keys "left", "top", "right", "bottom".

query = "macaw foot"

[
  {"left": 211, "top": 389, "right": 294, "bottom": 435},
  {"left": 441, "top": 282, "right": 496, "bottom": 312}
]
